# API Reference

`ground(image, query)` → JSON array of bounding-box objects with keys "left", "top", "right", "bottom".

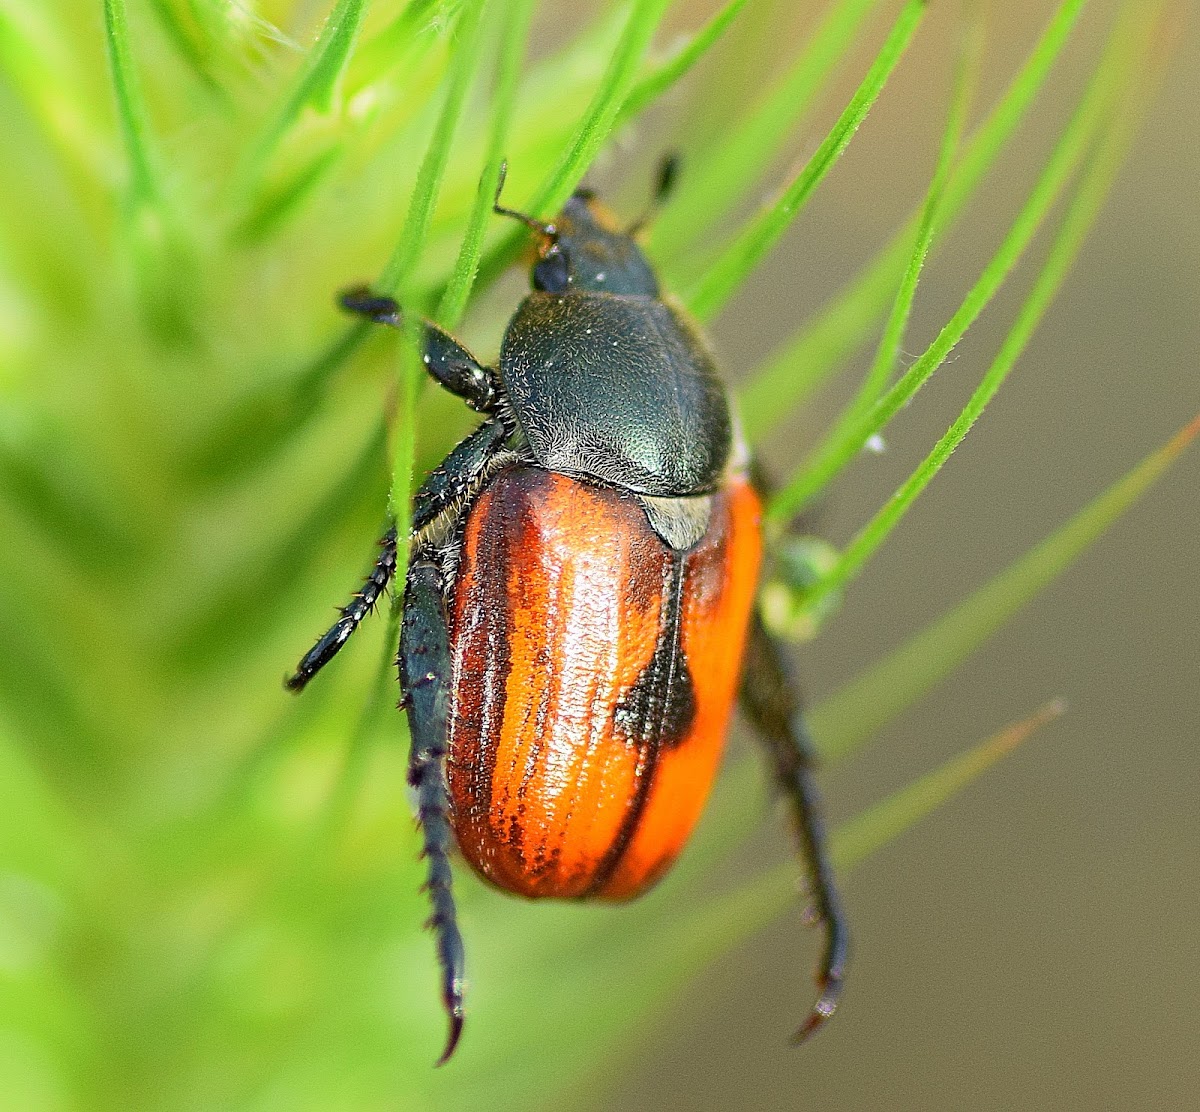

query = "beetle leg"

[
  {"left": 340, "top": 287, "right": 498, "bottom": 413},
  {"left": 739, "top": 611, "right": 849, "bottom": 1042},
  {"left": 285, "top": 526, "right": 399, "bottom": 692},
  {"left": 399, "top": 558, "right": 466, "bottom": 1066},
  {"left": 411, "top": 419, "right": 510, "bottom": 536}
]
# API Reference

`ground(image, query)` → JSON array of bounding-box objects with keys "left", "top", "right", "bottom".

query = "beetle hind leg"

[
  {"left": 400, "top": 558, "right": 466, "bottom": 1065},
  {"left": 739, "top": 611, "right": 849, "bottom": 1041},
  {"left": 286, "top": 526, "right": 399, "bottom": 692}
]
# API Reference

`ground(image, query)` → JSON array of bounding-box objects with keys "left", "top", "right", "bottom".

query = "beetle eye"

[{"left": 533, "top": 248, "right": 570, "bottom": 293}]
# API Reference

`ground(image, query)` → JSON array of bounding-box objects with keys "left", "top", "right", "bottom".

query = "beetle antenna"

[
  {"left": 493, "top": 159, "right": 558, "bottom": 240},
  {"left": 627, "top": 153, "right": 681, "bottom": 235}
]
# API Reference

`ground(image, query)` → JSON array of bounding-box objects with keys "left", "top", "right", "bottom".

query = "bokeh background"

[{"left": 608, "top": 1, "right": 1200, "bottom": 1107}]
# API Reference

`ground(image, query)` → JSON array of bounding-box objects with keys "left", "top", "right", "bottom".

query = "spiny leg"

[
  {"left": 286, "top": 526, "right": 398, "bottom": 692},
  {"left": 411, "top": 419, "right": 508, "bottom": 535},
  {"left": 400, "top": 559, "right": 465, "bottom": 1066},
  {"left": 287, "top": 412, "right": 510, "bottom": 695},
  {"left": 340, "top": 287, "right": 497, "bottom": 413},
  {"left": 739, "top": 610, "right": 848, "bottom": 1041}
]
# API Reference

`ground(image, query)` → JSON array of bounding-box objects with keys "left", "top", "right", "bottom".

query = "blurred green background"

[{"left": 0, "top": 0, "right": 1195, "bottom": 1109}]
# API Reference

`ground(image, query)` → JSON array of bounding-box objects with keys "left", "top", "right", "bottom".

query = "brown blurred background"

[{"left": 590, "top": 1, "right": 1199, "bottom": 1108}]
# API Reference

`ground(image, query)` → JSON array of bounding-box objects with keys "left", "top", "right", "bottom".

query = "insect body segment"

[
  {"left": 287, "top": 166, "right": 846, "bottom": 1063},
  {"left": 499, "top": 294, "right": 732, "bottom": 496},
  {"left": 447, "top": 467, "right": 761, "bottom": 900}
]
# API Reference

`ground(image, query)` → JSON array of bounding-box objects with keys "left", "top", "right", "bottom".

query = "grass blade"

[
  {"left": 349, "top": 0, "right": 445, "bottom": 88},
  {"left": 146, "top": 0, "right": 227, "bottom": 100},
  {"left": 471, "top": 0, "right": 674, "bottom": 291},
  {"left": 616, "top": 0, "right": 750, "bottom": 124},
  {"left": 684, "top": 0, "right": 927, "bottom": 322},
  {"left": 766, "top": 6, "right": 1134, "bottom": 524},
  {"left": 739, "top": 0, "right": 1090, "bottom": 443},
  {"left": 436, "top": 0, "right": 538, "bottom": 328},
  {"left": 525, "top": 0, "right": 674, "bottom": 218},
  {"left": 809, "top": 11, "right": 1166, "bottom": 608},
  {"left": 103, "top": 0, "right": 164, "bottom": 212},
  {"left": 830, "top": 699, "right": 1064, "bottom": 865},
  {"left": 342, "top": 1, "right": 494, "bottom": 713},
  {"left": 846, "top": 10, "right": 981, "bottom": 426},
  {"left": 185, "top": 2, "right": 487, "bottom": 479},
  {"left": 651, "top": 0, "right": 884, "bottom": 263},
  {"left": 233, "top": 145, "right": 344, "bottom": 244},
  {"left": 287, "top": 0, "right": 670, "bottom": 416},
  {"left": 238, "top": 0, "right": 369, "bottom": 189},
  {"left": 812, "top": 411, "right": 1200, "bottom": 761},
  {"left": 378, "top": 0, "right": 493, "bottom": 296}
]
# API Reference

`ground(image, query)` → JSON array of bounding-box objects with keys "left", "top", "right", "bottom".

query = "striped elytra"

[{"left": 445, "top": 465, "right": 762, "bottom": 900}]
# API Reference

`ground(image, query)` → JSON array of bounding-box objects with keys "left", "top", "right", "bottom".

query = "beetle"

[{"left": 286, "top": 161, "right": 847, "bottom": 1064}]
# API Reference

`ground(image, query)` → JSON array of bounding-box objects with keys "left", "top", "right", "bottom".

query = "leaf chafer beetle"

[{"left": 286, "top": 160, "right": 847, "bottom": 1065}]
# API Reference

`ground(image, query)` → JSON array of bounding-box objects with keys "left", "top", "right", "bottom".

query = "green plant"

[{"left": 0, "top": 1, "right": 1191, "bottom": 1109}]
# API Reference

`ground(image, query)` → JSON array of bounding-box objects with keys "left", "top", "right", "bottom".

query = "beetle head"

[
  {"left": 493, "top": 163, "right": 662, "bottom": 297},
  {"left": 532, "top": 191, "right": 661, "bottom": 296}
]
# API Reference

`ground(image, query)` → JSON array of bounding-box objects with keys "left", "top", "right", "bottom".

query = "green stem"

[
  {"left": 738, "top": 0, "right": 1090, "bottom": 443},
  {"left": 812, "top": 11, "right": 1163, "bottom": 606},
  {"left": 437, "top": 0, "right": 537, "bottom": 327},
  {"left": 103, "top": 0, "right": 162, "bottom": 211},
  {"left": 766, "top": 3, "right": 1127, "bottom": 524},
  {"left": 850, "top": 10, "right": 981, "bottom": 424},
  {"left": 684, "top": 0, "right": 927, "bottom": 321}
]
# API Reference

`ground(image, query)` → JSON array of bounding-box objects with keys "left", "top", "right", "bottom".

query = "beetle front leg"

[
  {"left": 286, "top": 526, "right": 399, "bottom": 692},
  {"left": 341, "top": 287, "right": 498, "bottom": 413},
  {"left": 399, "top": 558, "right": 466, "bottom": 1066},
  {"left": 739, "top": 611, "right": 849, "bottom": 1041}
]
